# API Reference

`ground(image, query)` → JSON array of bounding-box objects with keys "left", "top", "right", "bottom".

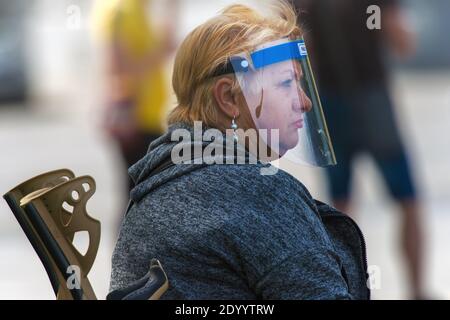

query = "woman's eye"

[{"left": 280, "top": 78, "right": 294, "bottom": 88}]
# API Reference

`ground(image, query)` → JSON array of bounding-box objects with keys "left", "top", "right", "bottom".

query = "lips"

[{"left": 292, "top": 119, "right": 304, "bottom": 129}]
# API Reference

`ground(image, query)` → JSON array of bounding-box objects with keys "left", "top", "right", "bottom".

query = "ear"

[{"left": 213, "top": 77, "right": 240, "bottom": 119}]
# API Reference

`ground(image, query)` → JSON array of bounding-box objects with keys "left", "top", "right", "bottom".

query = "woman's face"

[{"left": 245, "top": 60, "right": 312, "bottom": 156}]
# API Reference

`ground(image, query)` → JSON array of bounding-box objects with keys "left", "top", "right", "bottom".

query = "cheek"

[
  {"left": 259, "top": 92, "right": 289, "bottom": 126},
  {"left": 249, "top": 87, "right": 295, "bottom": 133},
  {"left": 254, "top": 91, "right": 300, "bottom": 150}
]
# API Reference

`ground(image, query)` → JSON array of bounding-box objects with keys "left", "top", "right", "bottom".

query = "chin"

[{"left": 282, "top": 137, "right": 299, "bottom": 151}]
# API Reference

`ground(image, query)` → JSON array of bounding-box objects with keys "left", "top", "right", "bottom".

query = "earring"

[{"left": 231, "top": 115, "right": 238, "bottom": 143}]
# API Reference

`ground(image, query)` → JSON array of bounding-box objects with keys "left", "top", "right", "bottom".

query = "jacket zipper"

[{"left": 320, "top": 210, "right": 370, "bottom": 299}]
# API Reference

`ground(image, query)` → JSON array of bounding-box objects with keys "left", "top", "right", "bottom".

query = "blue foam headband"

[
  {"left": 250, "top": 40, "right": 307, "bottom": 69},
  {"left": 213, "top": 40, "right": 308, "bottom": 76}
]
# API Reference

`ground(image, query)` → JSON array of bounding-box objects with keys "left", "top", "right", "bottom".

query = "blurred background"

[{"left": 0, "top": 0, "right": 449, "bottom": 299}]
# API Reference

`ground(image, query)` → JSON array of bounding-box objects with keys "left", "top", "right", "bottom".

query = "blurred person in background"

[
  {"left": 0, "top": 0, "right": 28, "bottom": 104},
  {"left": 92, "top": 0, "right": 178, "bottom": 193},
  {"left": 292, "top": 0, "right": 425, "bottom": 299}
]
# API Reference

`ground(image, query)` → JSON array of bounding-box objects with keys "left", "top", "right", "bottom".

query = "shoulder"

[
  {"left": 189, "top": 163, "right": 316, "bottom": 210},
  {"left": 184, "top": 163, "right": 326, "bottom": 242},
  {"left": 187, "top": 162, "right": 302, "bottom": 188}
]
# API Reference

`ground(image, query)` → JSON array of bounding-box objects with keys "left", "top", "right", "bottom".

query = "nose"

[
  {"left": 295, "top": 87, "right": 312, "bottom": 113},
  {"left": 302, "top": 91, "right": 313, "bottom": 112}
]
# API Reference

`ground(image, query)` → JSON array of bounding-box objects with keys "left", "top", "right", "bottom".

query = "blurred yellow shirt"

[{"left": 92, "top": 0, "right": 168, "bottom": 133}]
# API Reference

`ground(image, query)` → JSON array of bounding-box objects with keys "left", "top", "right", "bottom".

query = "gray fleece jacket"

[{"left": 110, "top": 122, "right": 370, "bottom": 300}]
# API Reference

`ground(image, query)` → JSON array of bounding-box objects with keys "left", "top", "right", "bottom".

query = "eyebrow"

[
  {"left": 281, "top": 69, "right": 304, "bottom": 80},
  {"left": 280, "top": 69, "right": 294, "bottom": 77}
]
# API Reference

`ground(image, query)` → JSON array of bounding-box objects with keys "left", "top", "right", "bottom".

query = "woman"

[{"left": 110, "top": 2, "right": 369, "bottom": 300}]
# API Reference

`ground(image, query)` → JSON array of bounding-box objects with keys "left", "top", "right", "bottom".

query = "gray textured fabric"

[{"left": 110, "top": 122, "right": 369, "bottom": 300}]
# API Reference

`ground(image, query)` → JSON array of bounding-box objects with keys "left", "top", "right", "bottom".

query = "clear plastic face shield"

[{"left": 229, "top": 38, "right": 336, "bottom": 167}]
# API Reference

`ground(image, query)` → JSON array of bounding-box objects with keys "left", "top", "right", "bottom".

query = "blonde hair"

[{"left": 168, "top": 1, "right": 302, "bottom": 127}]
